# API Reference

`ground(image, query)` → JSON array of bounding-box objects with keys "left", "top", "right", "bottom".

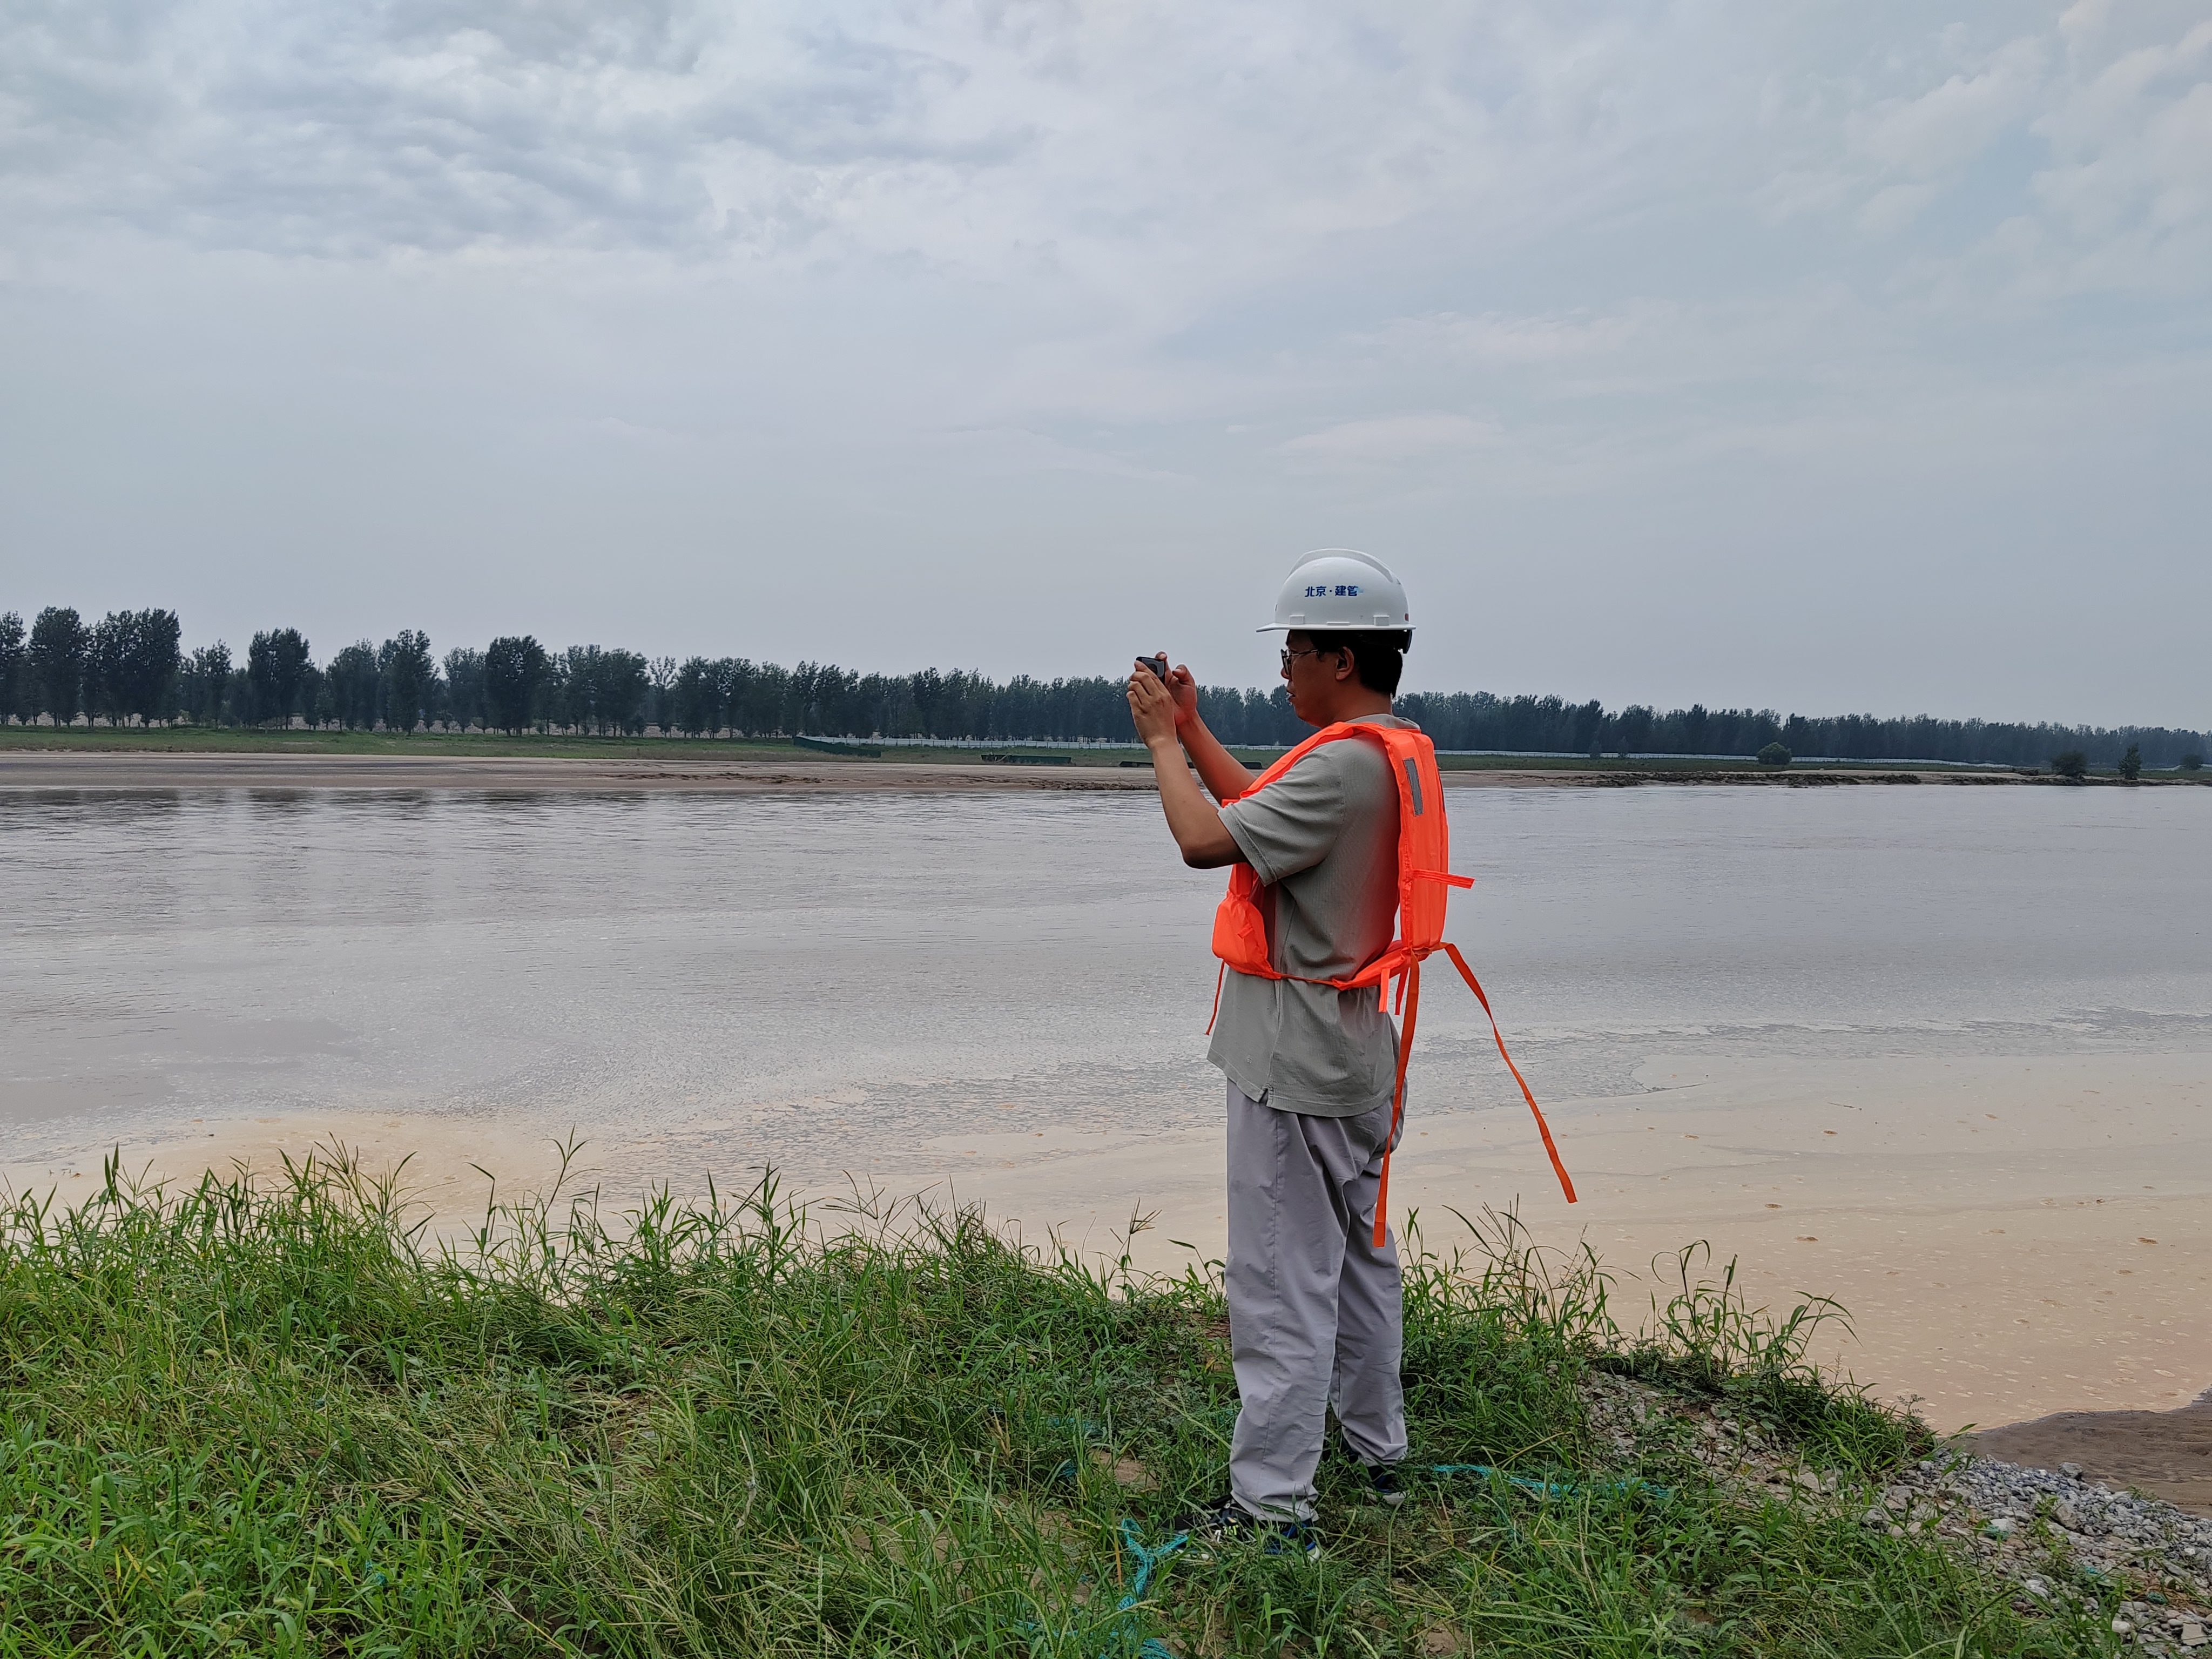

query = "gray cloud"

[
  {"left": 9, "top": 2, "right": 2201, "bottom": 289},
  {"left": 0, "top": 0, "right": 2206, "bottom": 724}
]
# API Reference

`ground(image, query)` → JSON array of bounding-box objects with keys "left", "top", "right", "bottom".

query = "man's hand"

[
  {"left": 1130, "top": 654, "right": 1244, "bottom": 868},
  {"left": 1127, "top": 659, "right": 1181, "bottom": 748},
  {"left": 1162, "top": 658, "right": 1199, "bottom": 727}
]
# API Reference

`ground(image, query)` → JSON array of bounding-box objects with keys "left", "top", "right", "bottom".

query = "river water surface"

[{"left": 6, "top": 783, "right": 2208, "bottom": 1174}]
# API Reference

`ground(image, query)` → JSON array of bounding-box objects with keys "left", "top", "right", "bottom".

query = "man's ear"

[{"left": 1333, "top": 648, "right": 1358, "bottom": 684}]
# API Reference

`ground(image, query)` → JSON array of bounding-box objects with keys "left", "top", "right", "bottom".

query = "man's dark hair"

[{"left": 1304, "top": 630, "right": 1411, "bottom": 697}]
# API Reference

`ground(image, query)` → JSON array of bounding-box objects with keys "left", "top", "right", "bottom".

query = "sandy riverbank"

[
  {"left": 0, "top": 750, "right": 1163, "bottom": 793},
  {"left": 14, "top": 1049, "right": 2206, "bottom": 1502},
  {"left": 913, "top": 1053, "right": 2212, "bottom": 1437},
  {"left": 0, "top": 749, "right": 2122, "bottom": 792}
]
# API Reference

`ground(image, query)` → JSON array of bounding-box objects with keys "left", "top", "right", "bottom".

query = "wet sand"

[
  {"left": 15, "top": 1050, "right": 2205, "bottom": 1464},
  {"left": 1967, "top": 1392, "right": 2212, "bottom": 1515}
]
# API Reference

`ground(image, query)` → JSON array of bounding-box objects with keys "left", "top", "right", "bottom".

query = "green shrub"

[
  {"left": 2050, "top": 749, "right": 2089, "bottom": 782},
  {"left": 1757, "top": 741, "right": 1791, "bottom": 768}
]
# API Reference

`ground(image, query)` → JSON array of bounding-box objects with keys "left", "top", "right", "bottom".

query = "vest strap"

[
  {"left": 1441, "top": 941, "right": 1577, "bottom": 1206},
  {"left": 1368, "top": 943, "right": 1577, "bottom": 1249},
  {"left": 1370, "top": 959, "right": 1422, "bottom": 1247},
  {"left": 1209, "top": 945, "right": 1418, "bottom": 1001}
]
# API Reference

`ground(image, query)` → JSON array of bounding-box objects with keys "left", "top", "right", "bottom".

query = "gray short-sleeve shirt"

[{"left": 1207, "top": 715, "right": 1413, "bottom": 1117}]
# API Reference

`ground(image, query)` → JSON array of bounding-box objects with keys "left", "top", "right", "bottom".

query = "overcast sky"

[{"left": 3, "top": 1, "right": 2206, "bottom": 725}]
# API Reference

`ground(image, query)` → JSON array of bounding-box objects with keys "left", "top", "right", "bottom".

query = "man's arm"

[
  {"left": 1128, "top": 664, "right": 1246, "bottom": 869},
  {"left": 1176, "top": 710, "right": 1259, "bottom": 805}
]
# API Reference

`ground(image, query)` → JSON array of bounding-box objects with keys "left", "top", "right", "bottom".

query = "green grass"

[{"left": 0, "top": 1154, "right": 2116, "bottom": 1656}]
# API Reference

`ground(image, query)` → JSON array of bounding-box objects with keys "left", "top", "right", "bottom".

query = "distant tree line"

[
  {"left": 1375, "top": 694, "right": 2210, "bottom": 771},
  {"left": 1, "top": 604, "right": 2204, "bottom": 769}
]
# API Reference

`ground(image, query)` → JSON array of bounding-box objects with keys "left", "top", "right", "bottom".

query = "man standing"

[{"left": 1125, "top": 549, "right": 1421, "bottom": 1549}]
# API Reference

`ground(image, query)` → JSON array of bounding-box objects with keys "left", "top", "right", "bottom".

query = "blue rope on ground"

[
  {"left": 1021, "top": 1518, "right": 1186, "bottom": 1659},
  {"left": 1047, "top": 1415, "right": 1107, "bottom": 1485},
  {"left": 1110, "top": 1518, "right": 1188, "bottom": 1659},
  {"left": 1427, "top": 1463, "right": 1669, "bottom": 1500}
]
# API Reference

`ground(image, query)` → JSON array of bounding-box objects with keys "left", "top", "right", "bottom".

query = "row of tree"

[
  {"left": 0, "top": 608, "right": 186, "bottom": 731},
  {"left": 2, "top": 604, "right": 2204, "bottom": 767}
]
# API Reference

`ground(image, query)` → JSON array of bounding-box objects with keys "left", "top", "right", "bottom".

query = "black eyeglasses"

[{"left": 1280, "top": 647, "right": 1327, "bottom": 673}]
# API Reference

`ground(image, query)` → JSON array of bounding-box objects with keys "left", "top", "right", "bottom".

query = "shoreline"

[{"left": 1, "top": 748, "right": 2183, "bottom": 792}]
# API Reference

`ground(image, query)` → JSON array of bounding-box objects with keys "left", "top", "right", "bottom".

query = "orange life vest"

[{"left": 1208, "top": 720, "right": 1577, "bottom": 1243}]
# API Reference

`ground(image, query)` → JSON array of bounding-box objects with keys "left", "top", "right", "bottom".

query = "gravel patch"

[{"left": 1576, "top": 1370, "right": 2212, "bottom": 1650}]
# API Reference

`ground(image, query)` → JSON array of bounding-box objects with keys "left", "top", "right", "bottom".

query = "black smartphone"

[{"left": 1137, "top": 655, "right": 1170, "bottom": 685}]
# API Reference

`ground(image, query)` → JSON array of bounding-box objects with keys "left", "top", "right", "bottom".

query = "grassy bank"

[{"left": 0, "top": 1155, "right": 2120, "bottom": 1656}]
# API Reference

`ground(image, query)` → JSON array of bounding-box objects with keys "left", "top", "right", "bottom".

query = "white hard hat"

[{"left": 1258, "top": 549, "right": 1414, "bottom": 634}]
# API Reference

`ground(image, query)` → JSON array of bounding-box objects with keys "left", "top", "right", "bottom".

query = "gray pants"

[{"left": 1225, "top": 1082, "right": 1406, "bottom": 1521}]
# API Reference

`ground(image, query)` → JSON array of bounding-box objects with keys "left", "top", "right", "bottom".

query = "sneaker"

[
  {"left": 1182, "top": 1498, "right": 1323, "bottom": 1561},
  {"left": 1364, "top": 1462, "right": 1408, "bottom": 1508}
]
